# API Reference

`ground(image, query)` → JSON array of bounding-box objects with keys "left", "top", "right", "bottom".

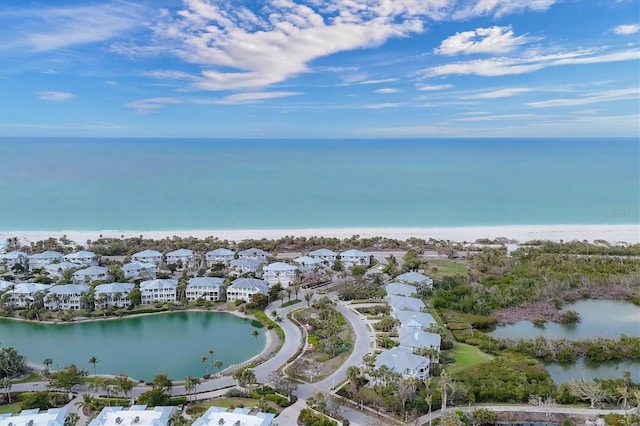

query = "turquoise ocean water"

[{"left": 0, "top": 138, "right": 638, "bottom": 231}]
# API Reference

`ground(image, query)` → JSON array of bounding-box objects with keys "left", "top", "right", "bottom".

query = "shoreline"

[{"left": 2, "top": 224, "right": 639, "bottom": 246}]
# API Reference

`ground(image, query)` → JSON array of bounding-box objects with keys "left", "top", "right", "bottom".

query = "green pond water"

[
  {"left": 489, "top": 299, "right": 640, "bottom": 383},
  {"left": 0, "top": 311, "right": 266, "bottom": 381}
]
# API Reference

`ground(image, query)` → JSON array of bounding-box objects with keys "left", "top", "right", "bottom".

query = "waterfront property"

[
  {"left": 192, "top": 406, "right": 275, "bottom": 426},
  {"left": 238, "top": 247, "right": 269, "bottom": 263},
  {"left": 5, "top": 283, "right": 51, "bottom": 308},
  {"left": 89, "top": 406, "right": 174, "bottom": 426},
  {"left": 0, "top": 250, "right": 28, "bottom": 269},
  {"left": 205, "top": 248, "right": 235, "bottom": 266},
  {"left": 226, "top": 277, "right": 268, "bottom": 303},
  {"left": 186, "top": 276, "right": 225, "bottom": 301},
  {"left": 166, "top": 248, "right": 196, "bottom": 269},
  {"left": 94, "top": 282, "right": 135, "bottom": 308},
  {"left": 0, "top": 406, "right": 68, "bottom": 426},
  {"left": 72, "top": 265, "right": 109, "bottom": 284},
  {"left": 131, "top": 249, "right": 163, "bottom": 265},
  {"left": 294, "top": 255, "right": 324, "bottom": 272},
  {"left": 395, "top": 271, "right": 434, "bottom": 291},
  {"left": 28, "top": 250, "right": 63, "bottom": 270},
  {"left": 230, "top": 257, "right": 262, "bottom": 275},
  {"left": 262, "top": 262, "right": 298, "bottom": 287},
  {"left": 398, "top": 328, "right": 441, "bottom": 354},
  {"left": 339, "top": 249, "right": 371, "bottom": 268},
  {"left": 373, "top": 346, "right": 430, "bottom": 381},
  {"left": 140, "top": 279, "right": 177, "bottom": 304},
  {"left": 308, "top": 248, "right": 337, "bottom": 265},
  {"left": 44, "top": 261, "right": 80, "bottom": 278},
  {"left": 45, "top": 284, "right": 90, "bottom": 310},
  {"left": 63, "top": 250, "right": 98, "bottom": 267},
  {"left": 122, "top": 261, "right": 158, "bottom": 279}
]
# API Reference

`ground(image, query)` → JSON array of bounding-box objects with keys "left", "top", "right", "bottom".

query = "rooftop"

[
  {"left": 192, "top": 406, "right": 274, "bottom": 426},
  {"left": 88, "top": 406, "right": 173, "bottom": 426},
  {"left": 0, "top": 407, "right": 68, "bottom": 426}
]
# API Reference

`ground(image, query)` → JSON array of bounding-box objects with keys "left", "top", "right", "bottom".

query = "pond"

[
  {"left": 0, "top": 311, "right": 266, "bottom": 381},
  {"left": 488, "top": 299, "right": 640, "bottom": 383}
]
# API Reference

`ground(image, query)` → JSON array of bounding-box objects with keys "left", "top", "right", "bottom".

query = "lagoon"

[{"left": 0, "top": 311, "right": 266, "bottom": 381}]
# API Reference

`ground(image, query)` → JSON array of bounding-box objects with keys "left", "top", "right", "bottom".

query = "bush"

[
  {"left": 225, "top": 388, "right": 250, "bottom": 398},
  {"left": 299, "top": 408, "right": 337, "bottom": 426}
]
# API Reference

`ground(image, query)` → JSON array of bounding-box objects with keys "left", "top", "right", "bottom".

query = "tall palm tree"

[
  {"left": 1, "top": 377, "right": 12, "bottom": 403},
  {"left": 88, "top": 356, "right": 99, "bottom": 376},
  {"left": 439, "top": 370, "right": 455, "bottom": 413},
  {"left": 43, "top": 358, "right": 53, "bottom": 376},
  {"left": 214, "top": 360, "right": 223, "bottom": 374},
  {"left": 184, "top": 376, "right": 196, "bottom": 402},
  {"left": 200, "top": 356, "right": 209, "bottom": 376},
  {"left": 208, "top": 349, "right": 215, "bottom": 374},
  {"left": 251, "top": 330, "right": 259, "bottom": 343}
]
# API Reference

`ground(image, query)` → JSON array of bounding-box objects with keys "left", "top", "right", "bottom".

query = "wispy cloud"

[
  {"left": 466, "top": 88, "right": 533, "bottom": 99},
  {"left": 213, "top": 91, "right": 302, "bottom": 104},
  {"left": 374, "top": 88, "right": 401, "bottom": 94},
  {"left": 612, "top": 24, "right": 640, "bottom": 35},
  {"left": 417, "top": 84, "right": 454, "bottom": 91},
  {"left": 527, "top": 88, "right": 639, "bottom": 107},
  {"left": 361, "top": 102, "right": 406, "bottom": 109},
  {"left": 435, "top": 26, "right": 532, "bottom": 55},
  {"left": 143, "top": 70, "right": 198, "bottom": 80},
  {"left": 124, "top": 97, "right": 181, "bottom": 114},
  {"left": 38, "top": 91, "right": 75, "bottom": 101},
  {"left": 451, "top": 0, "right": 556, "bottom": 19}
]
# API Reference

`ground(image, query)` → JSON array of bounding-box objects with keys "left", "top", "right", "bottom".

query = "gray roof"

[
  {"left": 95, "top": 282, "right": 134, "bottom": 294},
  {"left": 263, "top": 262, "right": 297, "bottom": 272},
  {"left": 294, "top": 256, "right": 323, "bottom": 265},
  {"left": 206, "top": 248, "right": 234, "bottom": 256},
  {"left": 122, "top": 261, "right": 156, "bottom": 272},
  {"left": 229, "top": 278, "right": 268, "bottom": 292},
  {"left": 0, "top": 251, "right": 27, "bottom": 259},
  {"left": 238, "top": 247, "right": 269, "bottom": 256},
  {"left": 187, "top": 277, "right": 224, "bottom": 288},
  {"left": 230, "top": 258, "right": 261, "bottom": 268},
  {"left": 385, "top": 282, "right": 417, "bottom": 297},
  {"left": 0, "top": 280, "right": 14, "bottom": 291},
  {"left": 166, "top": 248, "right": 194, "bottom": 257},
  {"left": 340, "top": 249, "right": 370, "bottom": 257},
  {"left": 29, "top": 251, "right": 63, "bottom": 260},
  {"left": 48, "top": 284, "right": 90, "bottom": 295},
  {"left": 11, "top": 283, "right": 52, "bottom": 294},
  {"left": 399, "top": 328, "right": 441, "bottom": 350},
  {"left": 44, "top": 261, "right": 80, "bottom": 272},
  {"left": 73, "top": 266, "right": 108, "bottom": 276},
  {"left": 395, "top": 271, "right": 433, "bottom": 285},
  {"left": 308, "top": 248, "right": 337, "bottom": 257},
  {"left": 64, "top": 250, "right": 96, "bottom": 259},
  {"left": 132, "top": 249, "right": 163, "bottom": 258},
  {"left": 394, "top": 310, "right": 437, "bottom": 329},
  {"left": 140, "top": 279, "right": 178, "bottom": 290},
  {"left": 387, "top": 295, "right": 426, "bottom": 312},
  {"left": 374, "top": 346, "right": 430, "bottom": 376}
]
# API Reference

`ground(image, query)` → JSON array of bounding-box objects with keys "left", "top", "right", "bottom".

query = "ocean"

[{"left": 0, "top": 138, "right": 638, "bottom": 231}]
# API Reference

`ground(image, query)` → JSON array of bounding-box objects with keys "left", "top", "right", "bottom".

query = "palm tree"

[
  {"left": 214, "top": 360, "right": 223, "bottom": 374},
  {"left": 88, "top": 356, "right": 99, "bottom": 376},
  {"left": 1, "top": 377, "right": 12, "bottom": 403},
  {"left": 207, "top": 349, "right": 215, "bottom": 374},
  {"left": 200, "top": 356, "right": 209, "bottom": 376},
  {"left": 64, "top": 413, "right": 79, "bottom": 426},
  {"left": 304, "top": 292, "right": 313, "bottom": 307},
  {"left": 251, "top": 329, "right": 259, "bottom": 343},
  {"left": 184, "top": 376, "right": 196, "bottom": 401},
  {"left": 43, "top": 357, "right": 53, "bottom": 376},
  {"left": 439, "top": 370, "right": 455, "bottom": 413},
  {"left": 75, "top": 393, "right": 98, "bottom": 416},
  {"left": 115, "top": 373, "right": 135, "bottom": 399}
]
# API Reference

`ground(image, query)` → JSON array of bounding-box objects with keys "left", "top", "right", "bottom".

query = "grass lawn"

[
  {"left": 0, "top": 402, "right": 21, "bottom": 414},
  {"left": 448, "top": 343, "right": 493, "bottom": 373},
  {"left": 187, "top": 397, "right": 281, "bottom": 417},
  {"left": 425, "top": 259, "right": 469, "bottom": 279},
  {"left": 281, "top": 299, "right": 302, "bottom": 308},
  {"left": 13, "top": 372, "right": 43, "bottom": 384}
]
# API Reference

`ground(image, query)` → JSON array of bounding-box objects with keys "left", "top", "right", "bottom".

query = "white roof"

[
  {"left": 95, "top": 282, "right": 134, "bottom": 294},
  {"left": 387, "top": 295, "right": 426, "bottom": 312},
  {"left": 229, "top": 278, "right": 268, "bottom": 291},
  {"left": 44, "top": 261, "right": 80, "bottom": 271},
  {"left": 65, "top": 250, "right": 96, "bottom": 259},
  {"left": 48, "top": 284, "right": 90, "bottom": 295},
  {"left": 0, "top": 280, "right": 13, "bottom": 291},
  {"left": 140, "top": 279, "right": 178, "bottom": 290},
  {"left": 132, "top": 249, "right": 163, "bottom": 258},
  {"left": 263, "top": 262, "right": 297, "bottom": 272},
  {"left": 395, "top": 271, "right": 432, "bottom": 284},
  {"left": 0, "top": 407, "right": 68, "bottom": 426},
  {"left": 0, "top": 251, "right": 27, "bottom": 259},
  {"left": 187, "top": 277, "right": 224, "bottom": 287},
  {"left": 294, "top": 256, "right": 323, "bottom": 265},
  {"left": 394, "top": 311, "right": 437, "bottom": 328},
  {"left": 238, "top": 247, "right": 269, "bottom": 256},
  {"left": 230, "top": 258, "right": 261, "bottom": 268},
  {"left": 73, "top": 266, "right": 108, "bottom": 276},
  {"left": 399, "top": 328, "right": 441, "bottom": 349},
  {"left": 11, "top": 283, "right": 52, "bottom": 294},
  {"left": 29, "top": 251, "right": 63, "bottom": 260},
  {"left": 122, "top": 261, "right": 156, "bottom": 271},
  {"left": 166, "top": 248, "right": 194, "bottom": 257},
  {"left": 374, "top": 346, "right": 430, "bottom": 375},
  {"left": 192, "top": 406, "right": 275, "bottom": 426},
  {"left": 206, "top": 248, "right": 234, "bottom": 256},
  {"left": 385, "top": 282, "right": 417, "bottom": 297},
  {"left": 340, "top": 249, "right": 370, "bottom": 257},
  {"left": 308, "top": 248, "right": 337, "bottom": 257},
  {"left": 88, "top": 405, "right": 173, "bottom": 426}
]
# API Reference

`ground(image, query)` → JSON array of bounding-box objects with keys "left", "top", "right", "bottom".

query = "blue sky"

[{"left": 0, "top": 0, "right": 638, "bottom": 138}]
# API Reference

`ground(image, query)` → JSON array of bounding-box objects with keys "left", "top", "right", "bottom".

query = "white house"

[
  {"left": 394, "top": 310, "right": 437, "bottom": 330},
  {"left": 373, "top": 346, "right": 430, "bottom": 380},
  {"left": 226, "top": 278, "right": 268, "bottom": 303},
  {"left": 166, "top": 248, "right": 196, "bottom": 269},
  {"left": 385, "top": 282, "right": 417, "bottom": 297},
  {"left": 398, "top": 328, "right": 442, "bottom": 353},
  {"left": 238, "top": 247, "right": 269, "bottom": 263},
  {"left": 94, "top": 282, "right": 135, "bottom": 308},
  {"left": 0, "top": 251, "right": 28, "bottom": 269},
  {"left": 230, "top": 257, "right": 262, "bottom": 275},
  {"left": 387, "top": 295, "right": 426, "bottom": 314},
  {"left": 192, "top": 406, "right": 275, "bottom": 426},
  {"left": 44, "top": 261, "right": 81, "bottom": 279},
  {"left": 308, "top": 248, "right": 337, "bottom": 264},
  {"left": 45, "top": 284, "right": 90, "bottom": 310},
  {"left": 339, "top": 249, "right": 371, "bottom": 268},
  {"left": 294, "top": 256, "right": 324, "bottom": 272},
  {"left": 205, "top": 248, "right": 235, "bottom": 266},
  {"left": 28, "top": 251, "right": 63, "bottom": 270},
  {"left": 122, "top": 261, "right": 158, "bottom": 279},
  {"left": 0, "top": 406, "right": 68, "bottom": 426},
  {"left": 131, "top": 249, "right": 163, "bottom": 265},
  {"left": 63, "top": 250, "right": 98, "bottom": 267},
  {"left": 262, "top": 262, "right": 298, "bottom": 287},
  {"left": 73, "top": 266, "right": 109, "bottom": 284},
  {"left": 186, "top": 277, "right": 224, "bottom": 301},
  {"left": 5, "top": 283, "right": 51, "bottom": 308},
  {"left": 140, "top": 279, "right": 177, "bottom": 304},
  {"left": 88, "top": 405, "right": 174, "bottom": 426},
  {"left": 395, "top": 271, "right": 434, "bottom": 291}
]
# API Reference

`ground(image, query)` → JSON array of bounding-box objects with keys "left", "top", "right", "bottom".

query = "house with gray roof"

[
  {"left": 387, "top": 295, "right": 426, "bottom": 313},
  {"left": 0, "top": 251, "right": 28, "bottom": 269},
  {"left": 44, "top": 261, "right": 81, "bottom": 279},
  {"left": 205, "top": 248, "right": 235, "bottom": 266},
  {"left": 45, "top": 284, "right": 90, "bottom": 310},
  {"left": 73, "top": 266, "right": 109, "bottom": 284},
  {"left": 373, "top": 346, "right": 430, "bottom": 381},
  {"left": 395, "top": 271, "right": 434, "bottom": 291},
  {"left": 166, "top": 248, "right": 196, "bottom": 269},
  {"left": 0, "top": 280, "right": 13, "bottom": 292},
  {"left": 394, "top": 310, "right": 437, "bottom": 330},
  {"left": 308, "top": 248, "right": 337, "bottom": 264},
  {"left": 186, "top": 277, "right": 225, "bottom": 301},
  {"left": 131, "top": 249, "right": 163, "bottom": 265},
  {"left": 238, "top": 247, "right": 269, "bottom": 263},
  {"left": 5, "top": 283, "right": 52, "bottom": 308},
  {"left": 339, "top": 249, "right": 371, "bottom": 268},
  {"left": 0, "top": 406, "right": 68, "bottom": 426},
  {"left": 88, "top": 405, "right": 173, "bottom": 426},
  {"left": 230, "top": 257, "right": 262, "bottom": 275},
  {"left": 262, "top": 262, "right": 298, "bottom": 287},
  {"left": 399, "top": 328, "right": 441, "bottom": 353},
  {"left": 94, "top": 282, "right": 135, "bottom": 308},
  {"left": 140, "top": 279, "right": 178, "bottom": 304},
  {"left": 294, "top": 255, "right": 324, "bottom": 272},
  {"left": 385, "top": 282, "right": 417, "bottom": 297},
  {"left": 28, "top": 251, "right": 63, "bottom": 270},
  {"left": 122, "top": 261, "right": 157, "bottom": 280},
  {"left": 63, "top": 250, "right": 97, "bottom": 267},
  {"left": 192, "top": 406, "right": 275, "bottom": 426},
  {"left": 226, "top": 278, "right": 268, "bottom": 303}
]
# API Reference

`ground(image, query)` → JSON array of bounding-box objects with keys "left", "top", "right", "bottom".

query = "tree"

[
  {"left": 49, "top": 364, "right": 88, "bottom": 393},
  {"left": 21, "top": 391, "right": 54, "bottom": 410},
  {"left": 232, "top": 368, "right": 256, "bottom": 391},
  {"left": 151, "top": 374, "right": 173, "bottom": 394},
  {"left": 568, "top": 380, "right": 608, "bottom": 408},
  {"left": 207, "top": 349, "right": 215, "bottom": 375},
  {"left": 251, "top": 329, "right": 259, "bottom": 343},
  {"left": 43, "top": 357, "right": 53, "bottom": 376},
  {"left": 267, "top": 370, "right": 297, "bottom": 399},
  {"left": 65, "top": 413, "right": 79, "bottom": 426},
  {"left": 304, "top": 292, "right": 313, "bottom": 307},
  {"left": 214, "top": 360, "right": 223, "bottom": 374},
  {"left": 440, "top": 370, "right": 455, "bottom": 413},
  {"left": 473, "top": 408, "right": 497, "bottom": 425},
  {"left": 128, "top": 287, "right": 142, "bottom": 306},
  {"left": 89, "top": 376, "right": 108, "bottom": 398},
  {"left": 396, "top": 377, "right": 416, "bottom": 420},
  {"left": 88, "top": 356, "right": 100, "bottom": 376},
  {"left": 0, "top": 346, "right": 27, "bottom": 378},
  {"left": 201, "top": 356, "right": 209, "bottom": 376},
  {"left": 115, "top": 373, "right": 135, "bottom": 399},
  {"left": 184, "top": 376, "right": 200, "bottom": 401},
  {"left": 1, "top": 377, "right": 12, "bottom": 403}
]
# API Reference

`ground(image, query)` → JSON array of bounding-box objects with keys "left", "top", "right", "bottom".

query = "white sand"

[{"left": 2, "top": 224, "right": 638, "bottom": 246}]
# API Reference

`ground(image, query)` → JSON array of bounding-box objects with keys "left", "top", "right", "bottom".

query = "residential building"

[
  {"left": 192, "top": 406, "right": 275, "bottom": 426},
  {"left": 0, "top": 280, "right": 13, "bottom": 292},
  {"left": 398, "top": 328, "right": 442, "bottom": 353},
  {"left": 94, "top": 282, "right": 135, "bottom": 308},
  {"left": 394, "top": 310, "right": 437, "bottom": 330},
  {"left": 72, "top": 266, "right": 109, "bottom": 284},
  {"left": 387, "top": 295, "right": 426, "bottom": 313},
  {"left": 131, "top": 249, "right": 163, "bottom": 265},
  {"left": 63, "top": 250, "right": 98, "bottom": 267},
  {"left": 0, "top": 406, "right": 68, "bottom": 426},
  {"left": 5, "top": 283, "right": 52, "bottom": 308},
  {"left": 395, "top": 271, "right": 434, "bottom": 291},
  {"left": 238, "top": 247, "right": 269, "bottom": 263},
  {"left": 122, "top": 261, "right": 158, "bottom": 280},
  {"left": 186, "top": 277, "right": 224, "bottom": 301},
  {"left": 44, "top": 261, "right": 81, "bottom": 279},
  {"left": 205, "top": 248, "right": 235, "bottom": 266},
  {"left": 373, "top": 346, "right": 430, "bottom": 380},
  {"left": 262, "top": 262, "right": 298, "bottom": 287},
  {"left": 308, "top": 248, "right": 337, "bottom": 264},
  {"left": 166, "top": 248, "right": 196, "bottom": 269},
  {"left": 140, "top": 279, "right": 177, "bottom": 304},
  {"left": 229, "top": 257, "right": 262, "bottom": 275},
  {"left": 88, "top": 405, "right": 174, "bottom": 426},
  {"left": 339, "top": 249, "right": 371, "bottom": 268},
  {"left": 0, "top": 251, "right": 28, "bottom": 269},
  {"left": 45, "top": 284, "right": 90, "bottom": 310},
  {"left": 385, "top": 282, "right": 417, "bottom": 297},
  {"left": 293, "top": 255, "right": 324, "bottom": 272},
  {"left": 226, "top": 278, "right": 268, "bottom": 303},
  {"left": 28, "top": 251, "right": 63, "bottom": 270}
]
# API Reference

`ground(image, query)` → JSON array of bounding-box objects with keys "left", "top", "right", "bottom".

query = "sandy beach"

[{"left": 2, "top": 224, "right": 638, "bottom": 246}]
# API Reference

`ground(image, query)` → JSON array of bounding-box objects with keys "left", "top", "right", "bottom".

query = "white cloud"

[
  {"left": 124, "top": 97, "right": 181, "bottom": 114},
  {"left": 213, "top": 91, "right": 302, "bottom": 104},
  {"left": 143, "top": 70, "right": 198, "bottom": 80},
  {"left": 417, "top": 84, "right": 454, "bottom": 91},
  {"left": 613, "top": 24, "right": 640, "bottom": 35},
  {"left": 38, "top": 91, "right": 75, "bottom": 101},
  {"left": 466, "top": 88, "right": 533, "bottom": 99},
  {"left": 361, "top": 102, "right": 406, "bottom": 109},
  {"left": 452, "top": 0, "right": 556, "bottom": 19},
  {"left": 374, "top": 88, "right": 401, "bottom": 93},
  {"left": 527, "top": 88, "right": 639, "bottom": 107},
  {"left": 435, "top": 26, "right": 531, "bottom": 55},
  {"left": 423, "top": 48, "right": 640, "bottom": 77},
  {"left": 454, "top": 113, "right": 539, "bottom": 121}
]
